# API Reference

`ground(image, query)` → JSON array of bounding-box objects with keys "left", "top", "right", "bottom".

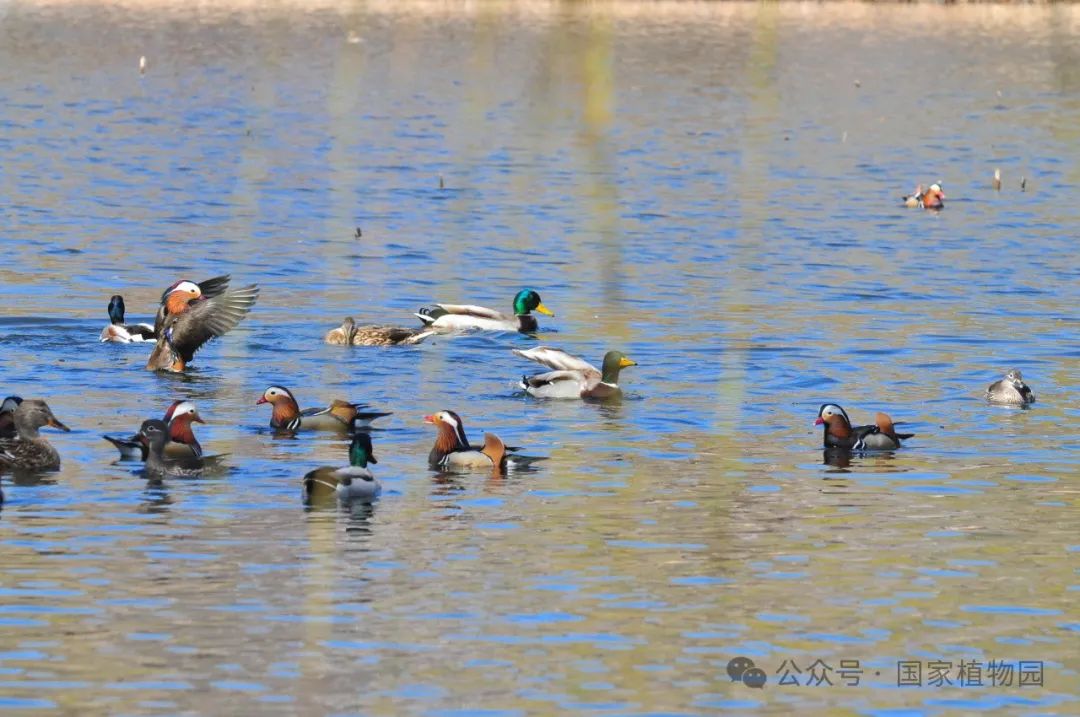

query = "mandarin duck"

[
  {"left": 815, "top": 404, "right": 913, "bottom": 451},
  {"left": 986, "top": 369, "right": 1035, "bottom": 405},
  {"left": 257, "top": 385, "right": 391, "bottom": 433},
  {"left": 145, "top": 275, "right": 259, "bottom": 372}
]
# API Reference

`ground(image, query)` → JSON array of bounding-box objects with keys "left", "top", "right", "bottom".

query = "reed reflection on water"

[{"left": 0, "top": 1, "right": 1078, "bottom": 714}]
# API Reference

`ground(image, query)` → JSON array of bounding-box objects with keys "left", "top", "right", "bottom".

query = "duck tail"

[
  {"left": 876, "top": 412, "right": 913, "bottom": 440},
  {"left": 480, "top": 432, "right": 507, "bottom": 467}
]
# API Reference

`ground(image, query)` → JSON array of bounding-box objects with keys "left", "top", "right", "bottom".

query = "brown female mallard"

[
  {"left": 325, "top": 316, "right": 435, "bottom": 347},
  {"left": 0, "top": 399, "right": 71, "bottom": 472}
]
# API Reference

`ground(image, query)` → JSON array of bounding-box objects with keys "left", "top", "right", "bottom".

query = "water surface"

[{"left": 0, "top": 1, "right": 1078, "bottom": 714}]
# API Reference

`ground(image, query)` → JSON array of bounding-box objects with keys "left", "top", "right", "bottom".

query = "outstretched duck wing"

[
  {"left": 161, "top": 284, "right": 259, "bottom": 362},
  {"left": 512, "top": 347, "right": 599, "bottom": 375}
]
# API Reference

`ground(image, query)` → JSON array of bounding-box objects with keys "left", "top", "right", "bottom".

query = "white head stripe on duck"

[
  {"left": 437, "top": 410, "right": 470, "bottom": 449},
  {"left": 817, "top": 403, "right": 851, "bottom": 426}
]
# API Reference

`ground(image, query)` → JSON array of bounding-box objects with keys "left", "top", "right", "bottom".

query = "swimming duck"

[
  {"left": 137, "top": 419, "right": 204, "bottom": 478},
  {"left": 902, "top": 185, "right": 924, "bottom": 208},
  {"left": 100, "top": 295, "right": 156, "bottom": 343},
  {"left": 0, "top": 400, "right": 70, "bottom": 472},
  {"left": 902, "top": 182, "right": 945, "bottom": 209},
  {"left": 815, "top": 404, "right": 913, "bottom": 451},
  {"left": 415, "top": 289, "right": 554, "bottom": 333},
  {"left": 513, "top": 347, "right": 637, "bottom": 400},
  {"left": 922, "top": 182, "right": 945, "bottom": 209},
  {"left": 257, "top": 386, "right": 391, "bottom": 433},
  {"left": 145, "top": 274, "right": 259, "bottom": 372},
  {"left": 325, "top": 316, "right": 436, "bottom": 347},
  {"left": 986, "top": 369, "right": 1035, "bottom": 405},
  {"left": 302, "top": 425, "right": 382, "bottom": 504},
  {"left": 424, "top": 410, "right": 508, "bottom": 472},
  {"left": 0, "top": 396, "right": 24, "bottom": 440},
  {"left": 103, "top": 400, "right": 205, "bottom": 461}
]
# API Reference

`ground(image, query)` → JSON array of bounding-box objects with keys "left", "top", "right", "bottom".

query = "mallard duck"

[
  {"left": 424, "top": 410, "right": 508, "bottom": 471},
  {"left": 302, "top": 426, "right": 381, "bottom": 504},
  {"left": 146, "top": 274, "right": 259, "bottom": 372},
  {"left": 137, "top": 419, "right": 204, "bottom": 478},
  {"left": 100, "top": 295, "right": 156, "bottom": 343},
  {"left": 513, "top": 347, "right": 636, "bottom": 400},
  {"left": 0, "top": 396, "right": 24, "bottom": 440},
  {"left": 103, "top": 400, "right": 204, "bottom": 461},
  {"left": 325, "top": 316, "right": 435, "bottom": 347},
  {"left": 986, "top": 369, "right": 1035, "bottom": 405},
  {"left": 815, "top": 404, "right": 913, "bottom": 451},
  {"left": 415, "top": 289, "right": 554, "bottom": 333},
  {"left": 257, "top": 385, "right": 391, "bottom": 433},
  {"left": 0, "top": 400, "right": 70, "bottom": 472}
]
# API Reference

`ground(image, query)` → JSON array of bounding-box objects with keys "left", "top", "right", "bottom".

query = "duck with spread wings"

[{"left": 145, "top": 275, "right": 259, "bottom": 372}]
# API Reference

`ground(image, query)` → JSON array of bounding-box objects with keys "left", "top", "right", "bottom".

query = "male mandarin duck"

[
  {"left": 513, "top": 347, "right": 636, "bottom": 400},
  {"left": 815, "top": 404, "right": 913, "bottom": 451},
  {"left": 986, "top": 369, "right": 1036, "bottom": 406},
  {"left": 257, "top": 385, "right": 391, "bottom": 433},
  {"left": 0, "top": 396, "right": 24, "bottom": 439},
  {"left": 902, "top": 182, "right": 945, "bottom": 209},
  {"left": 325, "top": 316, "right": 436, "bottom": 347},
  {"left": 145, "top": 275, "right": 259, "bottom": 372},
  {"left": 100, "top": 295, "right": 156, "bottom": 343},
  {"left": 0, "top": 400, "right": 71, "bottom": 472},
  {"left": 302, "top": 425, "right": 381, "bottom": 504},
  {"left": 137, "top": 419, "right": 204, "bottom": 478},
  {"left": 424, "top": 410, "right": 508, "bottom": 472},
  {"left": 415, "top": 289, "right": 554, "bottom": 333},
  {"left": 103, "top": 400, "right": 204, "bottom": 461}
]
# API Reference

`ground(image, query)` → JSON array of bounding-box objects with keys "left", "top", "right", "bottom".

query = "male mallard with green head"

[
  {"left": 0, "top": 399, "right": 71, "bottom": 472},
  {"left": 100, "top": 295, "right": 156, "bottom": 343},
  {"left": 513, "top": 347, "right": 636, "bottom": 400},
  {"left": 302, "top": 425, "right": 381, "bottom": 504},
  {"left": 415, "top": 289, "right": 554, "bottom": 333}
]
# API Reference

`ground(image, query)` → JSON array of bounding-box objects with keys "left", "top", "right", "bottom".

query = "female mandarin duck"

[
  {"left": 145, "top": 274, "right": 259, "bottom": 372},
  {"left": 424, "top": 410, "right": 508, "bottom": 472},
  {"left": 257, "top": 386, "right": 391, "bottom": 433},
  {"left": 415, "top": 289, "right": 554, "bottom": 333},
  {"left": 103, "top": 400, "right": 204, "bottom": 461},
  {"left": 815, "top": 404, "right": 913, "bottom": 451},
  {"left": 100, "top": 295, "right": 156, "bottom": 343},
  {"left": 986, "top": 369, "right": 1035, "bottom": 405},
  {"left": 137, "top": 419, "right": 204, "bottom": 478},
  {"left": 0, "top": 400, "right": 71, "bottom": 472},
  {"left": 513, "top": 347, "right": 636, "bottom": 400},
  {"left": 325, "top": 316, "right": 435, "bottom": 347},
  {"left": 302, "top": 424, "right": 381, "bottom": 504}
]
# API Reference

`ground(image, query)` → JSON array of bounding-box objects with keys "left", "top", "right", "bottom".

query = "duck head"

[
  {"left": 513, "top": 289, "right": 554, "bottom": 317},
  {"left": 137, "top": 419, "right": 169, "bottom": 454},
  {"left": 162, "top": 280, "right": 203, "bottom": 314},
  {"left": 0, "top": 396, "right": 23, "bottom": 415},
  {"left": 107, "top": 295, "right": 126, "bottom": 325},
  {"left": 815, "top": 404, "right": 852, "bottom": 440},
  {"left": 257, "top": 385, "right": 300, "bottom": 426},
  {"left": 341, "top": 317, "right": 358, "bottom": 344},
  {"left": 601, "top": 350, "right": 637, "bottom": 384},
  {"left": 13, "top": 400, "right": 70, "bottom": 438},
  {"left": 349, "top": 430, "right": 377, "bottom": 469},
  {"left": 167, "top": 401, "right": 204, "bottom": 444},
  {"left": 1003, "top": 368, "right": 1028, "bottom": 390},
  {"left": 424, "top": 410, "right": 470, "bottom": 451}
]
